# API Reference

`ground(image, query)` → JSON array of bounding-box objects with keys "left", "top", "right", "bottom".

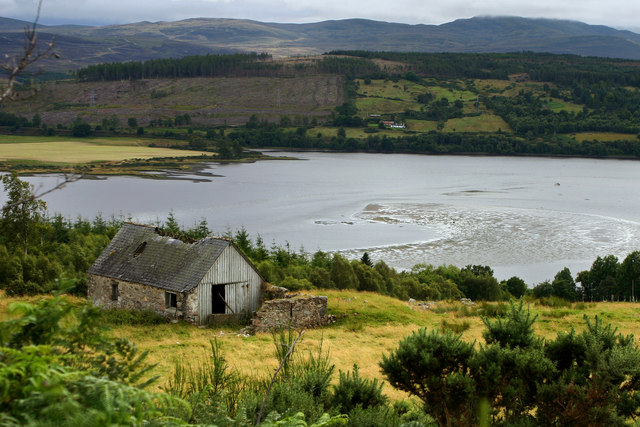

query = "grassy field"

[
  {"left": 5, "top": 290, "right": 637, "bottom": 401},
  {"left": 0, "top": 135, "right": 210, "bottom": 164},
  {"left": 569, "top": 132, "right": 640, "bottom": 142},
  {"left": 443, "top": 114, "right": 512, "bottom": 133},
  {"left": 307, "top": 126, "right": 404, "bottom": 139},
  {"left": 355, "top": 78, "right": 424, "bottom": 114}
]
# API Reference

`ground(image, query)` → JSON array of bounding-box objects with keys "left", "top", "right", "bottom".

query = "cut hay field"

[
  {"left": 0, "top": 136, "right": 210, "bottom": 164},
  {"left": 5, "top": 290, "right": 636, "bottom": 400}
]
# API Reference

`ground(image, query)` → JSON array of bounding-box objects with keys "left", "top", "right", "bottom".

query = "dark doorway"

[{"left": 212, "top": 285, "right": 226, "bottom": 314}]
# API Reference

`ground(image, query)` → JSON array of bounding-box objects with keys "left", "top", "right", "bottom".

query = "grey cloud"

[{"left": 3, "top": 0, "right": 639, "bottom": 32}]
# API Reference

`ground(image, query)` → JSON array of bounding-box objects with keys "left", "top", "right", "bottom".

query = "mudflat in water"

[{"left": 11, "top": 152, "right": 640, "bottom": 284}]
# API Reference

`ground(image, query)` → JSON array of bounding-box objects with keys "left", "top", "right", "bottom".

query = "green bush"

[
  {"left": 537, "top": 295, "right": 572, "bottom": 307},
  {"left": 99, "top": 307, "right": 170, "bottom": 325},
  {"left": 381, "top": 300, "right": 640, "bottom": 425},
  {"left": 331, "top": 364, "right": 387, "bottom": 413},
  {"left": 478, "top": 301, "right": 508, "bottom": 317},
  {"left": 440, "top": 319, "right": 471, "bottom": 333},
  {"left": 380, "top": 328, "right": 476, "bottom": 426}
]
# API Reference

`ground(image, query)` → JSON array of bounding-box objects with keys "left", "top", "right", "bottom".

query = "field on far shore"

[
  {"left": 0, "top": 136, "right": 210, "bottom": 164},
  {"left": 4, "top": 290, "right": 639, "bottom": 401}
]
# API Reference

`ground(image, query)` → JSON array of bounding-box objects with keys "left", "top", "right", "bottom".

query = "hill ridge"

[{"left": 2, "top": 15, "right": 640, "bottom": 71}]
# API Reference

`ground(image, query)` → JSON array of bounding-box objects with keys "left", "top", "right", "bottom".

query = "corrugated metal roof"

[{"left": 88, "top": 223, "right": 230, "bottom": 292}]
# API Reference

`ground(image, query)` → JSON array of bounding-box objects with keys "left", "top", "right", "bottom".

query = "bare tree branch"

[
  {"left": 2, "top": 173, "right": 83, "bottom": 210},
  {"left": 0, "top": 0, "right": 56, "bottom": 103}
]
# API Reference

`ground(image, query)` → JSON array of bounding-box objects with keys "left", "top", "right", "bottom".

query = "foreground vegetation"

[
  {"left": 3, "top": 170, "right": 640, "bottom": 424},
  {"left": 2, "top": 290, "right": 640, "bottom": 425}
]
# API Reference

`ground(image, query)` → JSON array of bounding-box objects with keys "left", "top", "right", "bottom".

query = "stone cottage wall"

[
  {"left": 88, "top": 274, "right": 195, "bottom": 321},
  {"left": 252, "top": 296, "right": 328, "bottom": 332}
]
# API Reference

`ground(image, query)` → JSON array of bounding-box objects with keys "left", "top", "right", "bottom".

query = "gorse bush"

[
  {"left": 331, "top": 364, "right": 387, "bottom": 413},
  {"left": 380, "top": 300, "right": 640, "bottom": 426}
]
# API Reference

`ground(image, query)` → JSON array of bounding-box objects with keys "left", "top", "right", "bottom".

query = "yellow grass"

[
  {"left": 443, "top": 114, "right": 512, "bottom": 133},
  {"left": 355, "top": 97, "right": 419, "bottom": 114},
  {"left": 4, "top": 290, "right": 640, "bottom": 401},
  {"left": 475, "top": 79, "right": 513, "bottom": 94},
  {"left": 307, "top": 127, "right": 401, "bottom": 139},
  {"left": 109, "top": 292, "right": 640, "bottom": 401},
  {"left": 405, "top": 120, "right": 439, "bottom": 132},
  {"left": 569, "top": 132, "right": 640, "bottom": 142},
  {"left": 0, "top": 138, "right": 210, "bottom": 163}
]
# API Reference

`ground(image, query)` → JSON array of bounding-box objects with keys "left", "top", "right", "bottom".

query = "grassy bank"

[
  {"left": 0, "top": 135, "right": 281, "bottom": 175},
  {"left": 5, "top": 290, "right": 637, "bottom": 401}
]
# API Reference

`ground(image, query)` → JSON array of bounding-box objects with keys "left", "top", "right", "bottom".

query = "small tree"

[
  {"left": 1, "top": 172, "right": 47, "bottom": 254},
  {"left": 538, "top": 316, "right": 640, "bottom": 425},
  {"left": 504, "top": 276, "right": 527, "bottom": 298},
  {"left": 71, "top": 120, "right": 92, "bottom": 137},
  {"left": 481, "top": 300, "right": 538, "bottom": 349},
  {"left": 380, "top": 328, "right": 476, "bottom": 426},
  {"left": 360, "top": 252, "right": 373, "bottom": 267},
  {"left": 127, "top": 117, "right": 138, "bottom": 128},
  {"left": 32, "top": 113, "right": 42, "bottom": 127},
  {"left": 331, "top": 364, "right": 387, "bottom": 413}
]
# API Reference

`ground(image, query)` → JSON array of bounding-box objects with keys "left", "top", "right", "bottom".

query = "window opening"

[
  {"left": 165, "top": 292, "right": 177, "bottom": 309},
  {"left": 111, "top": 282, "right": 118, "bottom": 301}
]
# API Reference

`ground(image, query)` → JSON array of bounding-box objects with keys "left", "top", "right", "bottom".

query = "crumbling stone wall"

[
  {"left": 88, "top": 274, "right": 195, "bottom": 321},
  {"left": 252, "top": 296, "right": 328, "bottom": 332}
]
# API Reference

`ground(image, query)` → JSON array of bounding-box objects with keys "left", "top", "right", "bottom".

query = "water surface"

[{"left": 7, "top": 152, "right": 640, "bottom": 284}]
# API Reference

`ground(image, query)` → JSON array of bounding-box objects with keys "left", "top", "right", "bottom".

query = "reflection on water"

[{"left": 4, "top": 152, "right": 640, "bottom": 284}]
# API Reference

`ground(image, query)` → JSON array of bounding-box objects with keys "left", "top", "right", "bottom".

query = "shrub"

[
  {"left": 537, "top": 295, "right": 572, "bottom": 308},
  {"left": 441, "top": 319, "right": 471, "bottom": 333},
  {"left": 165, "top": 339, "right": 244, "bottom": 423},
  {"left": 380, "top": 328, "right": 476, "bottom": 426},
  {"left": 478, "top": 301, "right": 508, "bottom": 317},
  {"left": 280, "top": 275, "right": 314, "bottom": 291},
  {"left": 99, "top": 307, "right": 170, "bottom": 325},
  {"left": 482, "top": 300, "right": 538, "bottom": 349},
  {"left": 332, "top": 364, "right": 387, "bottom": 413}
]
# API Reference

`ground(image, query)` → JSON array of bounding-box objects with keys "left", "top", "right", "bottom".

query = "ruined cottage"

[{"left": 87, "top": 223, "right": 264, "bottom": 325}]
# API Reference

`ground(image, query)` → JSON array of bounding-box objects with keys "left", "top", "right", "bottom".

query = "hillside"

[
  {"left": 3, "top": 16, "right": 640, "bottom": 72},
  {"left": 2, "top": 73, "right": 343, "bottom": 127}
]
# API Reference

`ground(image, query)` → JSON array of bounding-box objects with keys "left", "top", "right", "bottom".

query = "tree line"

[
  {"left": 227, "top": 123, "right": 640, "bottom": 158},
  {"left": 74, "top": 53, "right": 383, "bottom": 82},
  {"left": 76, "top": 53, "right": 275, "bottom": 81},
  {"left": 327, "top": 50, "right": 640, "bottom": 87}
]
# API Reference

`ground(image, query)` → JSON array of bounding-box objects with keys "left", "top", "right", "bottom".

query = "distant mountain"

[{"left": 3, "top": 16, "right": 640, "bottom": 71}]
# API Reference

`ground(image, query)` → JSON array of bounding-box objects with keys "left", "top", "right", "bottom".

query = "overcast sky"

[{"left": 3, "top": 0, "right": 640, "bottom": 32}]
